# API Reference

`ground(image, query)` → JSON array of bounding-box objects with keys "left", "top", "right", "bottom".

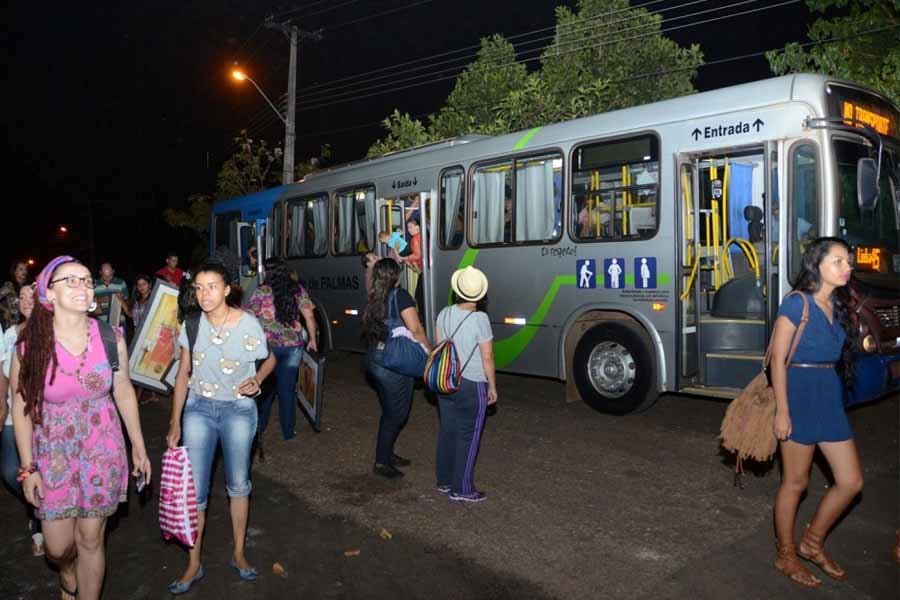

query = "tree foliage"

[
  {"left": 216, "top": 130, "right": 282, "bottom": 199},
  {"left": 767, "top": 0, "right": 900, "bottom": 105},
  {"left": 367, "top": 1, "right": 704, "bottom": 157}
]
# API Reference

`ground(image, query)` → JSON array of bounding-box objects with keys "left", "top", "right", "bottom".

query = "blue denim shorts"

[{"left": 182, "top": 394, "right": 258, "bottom": 511}]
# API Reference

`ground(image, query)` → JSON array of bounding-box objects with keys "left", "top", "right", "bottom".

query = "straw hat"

[{"left": 450, "top": 266, "right": 489, "bottom": 302}]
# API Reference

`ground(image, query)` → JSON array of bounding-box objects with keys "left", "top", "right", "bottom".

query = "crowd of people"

[{"left": 0, "top": 235, "right": 896, "bottom": 597}]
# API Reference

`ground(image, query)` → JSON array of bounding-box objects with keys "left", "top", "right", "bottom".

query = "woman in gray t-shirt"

[
  {"left": 165, "top": 262, "right": 274, "bottom": 594},
  {"left": 433, "top": 267, "right": 497, "bottom": 503}
]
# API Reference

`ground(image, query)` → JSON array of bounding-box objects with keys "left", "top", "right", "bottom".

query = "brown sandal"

[
  {"left": 797, "top": 524, "right": 847, "bottom": 581},
  {"left": 775, "top": 542, "right": 821, "bottom": 588}
]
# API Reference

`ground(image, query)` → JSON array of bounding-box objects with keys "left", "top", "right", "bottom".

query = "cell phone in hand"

[{"left": 134, "top": 472, "right": 147, "bottom": 493}]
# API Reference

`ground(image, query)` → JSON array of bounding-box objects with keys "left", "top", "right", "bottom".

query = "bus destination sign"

[{"left": 842, "top": 101, "right": 892, "bottom": 136}]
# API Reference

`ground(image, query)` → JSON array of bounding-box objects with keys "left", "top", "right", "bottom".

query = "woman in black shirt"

[{"left": 362, "top": 259, "right": 429, "bottom": 478}]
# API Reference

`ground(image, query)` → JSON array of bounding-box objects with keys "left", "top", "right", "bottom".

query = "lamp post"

[{"left": 231, "top": 68, "right": 294, "bottom": 185}]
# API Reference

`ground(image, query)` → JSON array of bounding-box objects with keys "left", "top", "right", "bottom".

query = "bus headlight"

[{"left": 861, "top": 334, "right": 877, "bottom": 353}]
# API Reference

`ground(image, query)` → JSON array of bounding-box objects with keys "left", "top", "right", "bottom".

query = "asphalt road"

[{"left": 1, "top": 350, "right": 897, "bottom": 599}]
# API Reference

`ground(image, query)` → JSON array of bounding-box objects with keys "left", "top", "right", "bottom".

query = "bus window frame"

[
  {"left": 438, "top": 165, "right": 466, "bottom": 250},
  {"left": 786, "top": 138, "right": 822, "bottom": 283},
  {"left": 285, "top": 192, "right": 330, "bottom": 260},
  {"left": 332, "top": 183, "right": 376, "bottom": 256},
  {"left": 466, "top": 148, "right": 565, "bottom": 249},
  {"left": 567, "top": 131, "right": 662, "bottom": 244},
  {"left": 267, "top": 201, "right": 283, "bottom": 259},
  {"left": 213, "top": 209, "right": 243, "bottom": 252}
]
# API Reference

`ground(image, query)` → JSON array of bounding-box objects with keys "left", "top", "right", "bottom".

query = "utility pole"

[{"left": 264, "top": 17, "right": 322, "bottom": 185}]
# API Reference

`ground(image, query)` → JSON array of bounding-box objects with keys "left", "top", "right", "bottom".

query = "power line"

[
  {"left": 323, "top": 0, "right": 435, "bottom": 31},
  {"left": 301, "top": 0, "right": 680, "bottom": 93},
  {"left": 288, "top": 22, "right": 900, "bottom": 143},
  {"left": 301, "top": 0, "right": 723, "bottom": 104},
  {"left": 273, "top": 0, "right": 334, "bottom": 20},
  {"left": 297, "top": 0, "right": 799, "bottom": 112}
]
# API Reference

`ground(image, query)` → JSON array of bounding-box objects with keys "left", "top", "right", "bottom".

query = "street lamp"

[
  {"left": 58, "top": 225, "right": 68, "bottom": 234},
  {"left": 231, "top": 69, "right": 286, "bottom": 126},
  {"left": 231, "top": 67, "right": 296, "bottom": 185}
]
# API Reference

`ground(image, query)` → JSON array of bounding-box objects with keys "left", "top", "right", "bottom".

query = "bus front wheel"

[{"left": 572, "top": 322, "right": 658, "bottom": 415}]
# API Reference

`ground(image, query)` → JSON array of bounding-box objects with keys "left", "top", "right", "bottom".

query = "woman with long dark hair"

[
  {"left": 0, "top": 284, "right": 44, "bottom": 556},
  {"left": 11, "top": 256, "right": 151, "bottom": 600},
  {"left": 362, "top": 259, "right": 429, "bottom": 479},
  {"left": 770, "top": 237, "right": 862, "bottom": 588},
  {"left": 122, "top": 274, "right": 152, "bottom": 333},
  {"left": 166, "top": 261, "right": 275, "bottom": 594},
  {"left": 0, "top": 260, "right": 30, "bottom": 329},
  {"left": 248, "top": 259, "right": 317, "bottom": 442}
]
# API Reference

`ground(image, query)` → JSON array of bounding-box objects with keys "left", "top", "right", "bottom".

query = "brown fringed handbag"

[{"left": 720, "top": 292, "right": 809, "bottom": 486}]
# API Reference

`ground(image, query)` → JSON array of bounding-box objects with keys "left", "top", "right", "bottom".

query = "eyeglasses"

[{"left": 48, "top": 276, "right": 96, "bottom": 289}]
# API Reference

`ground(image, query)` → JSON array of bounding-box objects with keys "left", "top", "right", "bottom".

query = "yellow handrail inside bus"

[
  {"left": 681, "top": 169, "right": 693, "bottom": 266},
  {"left": 722, "top": 158, "right": 730, "bottom": 250},
  {"left": 712, "top": 199, "right": 721, "bottom": 289},
  {"left": 722, "top": 237, "right": 762, "bottom": 294},
  {"left": 621, "top": 165, "right": 630, "bottom": 235},
  {"left": 680, "top": 253, "right": 700, "bottom": 301}
]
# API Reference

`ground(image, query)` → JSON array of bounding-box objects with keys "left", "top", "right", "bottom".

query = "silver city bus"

[{"left": 211, "top": 73, "right": 900, "bottom": 414}]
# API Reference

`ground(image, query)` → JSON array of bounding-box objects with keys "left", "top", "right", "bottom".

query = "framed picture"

[
  {"left": 162, "top": 358, "right": 180, "bottom": 391},
  {"left": 128, "top": 279, "right": 180, "bottom": 393},
  {"left": 296, "top": 350, "right": 325, "bottom": 432},
  {"left": 109, "top": 295, "right": 123, "bottom": 328}
]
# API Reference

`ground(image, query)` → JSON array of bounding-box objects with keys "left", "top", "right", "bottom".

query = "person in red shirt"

[{"left": 156, "top": 252, "right": 184, "bottom": 287}]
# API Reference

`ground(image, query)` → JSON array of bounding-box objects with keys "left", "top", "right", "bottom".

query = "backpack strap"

[
  {"left": 96, "top": 319, "right": 119, "bottom": 372},
  {"left": 185, "top": 313, "right": 202, "bottom": 375},
  {"left": 445, "top": 308, "right": 480, "bottom": 376}
]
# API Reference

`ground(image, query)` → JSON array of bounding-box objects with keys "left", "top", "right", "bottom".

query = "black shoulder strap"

[
  {"left": 186, "top": 313, "right": 201, "bottom": 356},
  {"left": 96, "top": 319, "right": 119, "bottom": 372}
]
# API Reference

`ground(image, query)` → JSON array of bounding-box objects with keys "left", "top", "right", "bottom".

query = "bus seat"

[{"left": 711, "top": 273, "right": 765, "bottom": 319}]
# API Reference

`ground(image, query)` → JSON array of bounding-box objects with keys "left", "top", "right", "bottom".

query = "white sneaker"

[{"left": 31, "top": 533, "right": 45, "bottom": 557}]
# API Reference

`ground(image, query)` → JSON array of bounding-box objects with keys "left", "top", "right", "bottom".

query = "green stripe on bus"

[
  {"left": 493, "top": 274, "right": 575, "bottom": 368},
  {"left": 513, "top": 127, "right": 542, "bottom": 151},
  {"left": 449, "top": 250, "right": 671, "bottom": 368}
]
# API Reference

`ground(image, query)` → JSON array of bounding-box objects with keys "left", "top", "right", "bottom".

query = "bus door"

[
  {"left": 677, "top": 145, "right": 775, "bottom": 392},
  {"left": 376, "top": 195, "right": 415, "bottom": 293}
]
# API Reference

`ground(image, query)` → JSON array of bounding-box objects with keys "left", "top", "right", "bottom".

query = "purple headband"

[{"left": 36, "top": 255, "right": 76, "bottom": 312}]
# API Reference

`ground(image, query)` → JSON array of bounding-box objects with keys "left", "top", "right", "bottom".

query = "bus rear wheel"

[{"left": 572, "top": 322, "right": 658, "bottom": 415}]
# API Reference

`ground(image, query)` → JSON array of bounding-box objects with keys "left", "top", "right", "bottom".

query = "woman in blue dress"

[{"left": 770, "top": 237, "right": 862, "bottom": 588}]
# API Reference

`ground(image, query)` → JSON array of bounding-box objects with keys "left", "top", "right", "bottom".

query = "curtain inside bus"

[
  {"left": 474, "top": 170, "right": 507, "bottom": 243},
  {"left": 443, "top": 171, "right": 463, "bottom": 244},
  {"left": 515, "top": 160, "right": 555, "bottom": 241}
]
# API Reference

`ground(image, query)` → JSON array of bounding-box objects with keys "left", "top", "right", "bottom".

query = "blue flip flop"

[
  {"left": 228, "top": 558, "right": 259, "bottom": 581},
  {"left": 168, "top": 564, "right": 204, "bottom": 595}
]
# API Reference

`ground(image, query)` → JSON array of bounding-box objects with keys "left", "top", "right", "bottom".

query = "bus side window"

[
  {"left": 472, "top": 161, "right": 512, "bottom": 245},
  {"left": 788, "top": 143, "right": 819, "bottom": 279},
  {"left": 288, "top": 195, "right": 329, "bottom": 258},
  {"left": 571, "top": 135, "right": 660, "bottom": 242},
  {"left": 440, "top": 168, "right": 464, "bottom": 249},
  {"left": 334, "top": 186, "right": 375, "bottom": 255},
  {"left": 470, "top": 153, "right": 562, "bottom": 245},
  {"left": 214, "top": 210, "right": 242, "bottom": 253}
]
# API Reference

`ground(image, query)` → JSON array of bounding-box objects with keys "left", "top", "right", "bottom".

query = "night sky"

[{"left": 3, "top": 0, "right": 810, "bottom": 280}]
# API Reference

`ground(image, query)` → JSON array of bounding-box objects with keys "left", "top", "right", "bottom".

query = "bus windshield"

[{"left": 834, "top": 138, "right": 900, "bottom": 287}]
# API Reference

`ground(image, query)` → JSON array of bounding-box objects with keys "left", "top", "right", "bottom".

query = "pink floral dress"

[{"left": 31, "top": 319, "right": 128, "bottom": 520}]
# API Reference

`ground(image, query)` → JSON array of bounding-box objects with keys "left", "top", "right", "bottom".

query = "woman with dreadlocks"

[
  {"left": 769, "top": 238, "right": 862, "bottom": 589},
  {"left": 248, "top": 259, "right": 317, "bottom": 443},
  {"left": 10, "top": 256, "right": 151, "bottom": 600}
]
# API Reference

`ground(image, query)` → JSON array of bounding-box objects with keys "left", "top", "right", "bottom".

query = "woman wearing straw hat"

[{"left": 434, "top": 266, "right": 497, "bottom": 502}]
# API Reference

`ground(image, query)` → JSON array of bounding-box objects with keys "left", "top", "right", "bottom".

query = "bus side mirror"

[{"left": 857, "top": 157, "right": 880, "bottom": 210}]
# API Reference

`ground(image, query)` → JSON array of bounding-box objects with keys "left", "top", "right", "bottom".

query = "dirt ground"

[{"left": 1, "top": 350, "right": 897, "bottom": 599}]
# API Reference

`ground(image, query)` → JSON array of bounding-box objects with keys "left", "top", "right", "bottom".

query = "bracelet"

[{"left": 16, "top": 464, "right": 38, "bottom": 482}]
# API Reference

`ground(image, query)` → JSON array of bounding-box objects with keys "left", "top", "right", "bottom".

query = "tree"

[
  {"left": 216, "top": 130, "right": 282, "bottom": 199},
  {"left": 366, "top": 111, "right": 433, "bottom": 158},
  {"left": 162, "top": 193, "right": 213, "bottom": 238},
  {"left": 540, "top": 0, "right": 703, "bottom": 112},
  {"left": 367, "top": 1, "right": 703, "bottom": 157},
  {"left": 767, "top": 0, "right": 900, "bottom": 106},
  {"left": 429, "top": 34, "right": 530, "bottom": 139}
]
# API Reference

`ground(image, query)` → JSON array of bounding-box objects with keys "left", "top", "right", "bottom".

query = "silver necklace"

[{"left": 210, "top": 308, "right": 231, "bottom": 345}]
